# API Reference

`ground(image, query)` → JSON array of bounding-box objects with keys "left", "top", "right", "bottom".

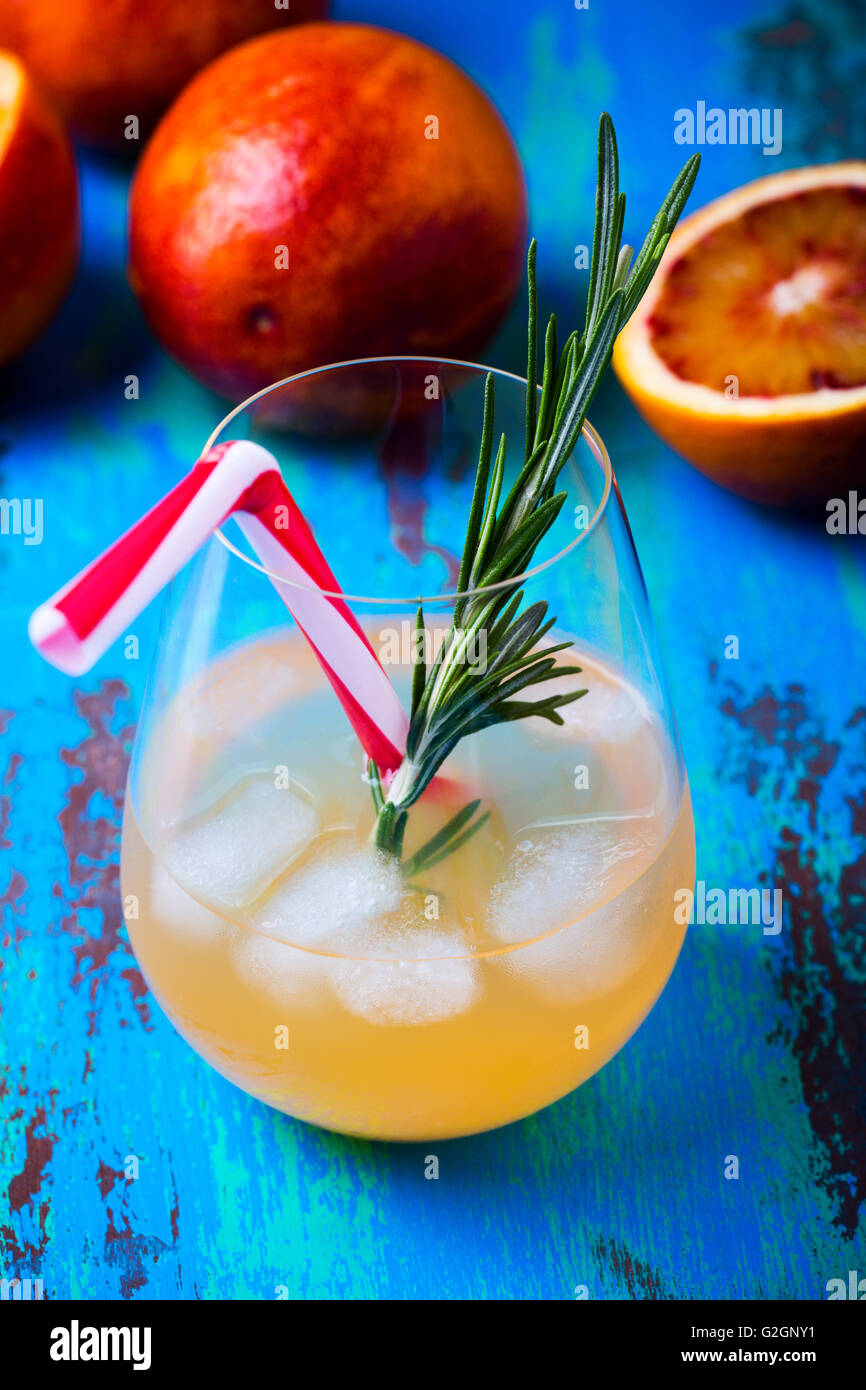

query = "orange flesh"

[{"left": 649, "top": 187, "right": 866, "bottom": 396}]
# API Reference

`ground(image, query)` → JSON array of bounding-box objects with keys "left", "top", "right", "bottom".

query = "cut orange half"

[
  {"left": 0, "top": 50, "right": 79, "bottom": 369},
  {"left": 613, "top": 162, "right": 866, "bottom": 506}
]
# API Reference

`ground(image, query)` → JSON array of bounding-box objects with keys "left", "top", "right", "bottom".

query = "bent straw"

[{"left": 28, "top": 440, "right": 409, "bottom": 772}]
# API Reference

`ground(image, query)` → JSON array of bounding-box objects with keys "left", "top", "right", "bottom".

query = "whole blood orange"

[
  {"left": 0, "top": 0, "right": 328, "bottom": 148},
  {"left": 0, "top": 50, "right": 79, "bottom": 368},
  {"left": 128, "top": 23, "right": 527, "bottom": 404},
  {"left": 613, "top": 162, "right": 866, "bottom": 507}
]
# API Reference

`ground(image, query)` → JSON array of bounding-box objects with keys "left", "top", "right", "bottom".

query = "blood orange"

[
  {"left": 613, "top": 162, "right": 866, "bottom": 506},
  {"left": 128, "top": 23, "right": 527, "bottom": 404},
  {"left": 0, "top": 50, "right": 78, "bottom": 368},
  {"left": 0, "top": 0, "right": 328, "bottom": 147}
]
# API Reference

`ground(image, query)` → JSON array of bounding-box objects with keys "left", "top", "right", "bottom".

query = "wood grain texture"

[{"left": 1, "top": 0, "right": 864, "bottom": 1299}]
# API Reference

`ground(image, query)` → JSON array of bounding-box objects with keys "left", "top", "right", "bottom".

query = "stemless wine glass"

[{"left": 121, "top": 357, "right": 696, "bottom": 1141}]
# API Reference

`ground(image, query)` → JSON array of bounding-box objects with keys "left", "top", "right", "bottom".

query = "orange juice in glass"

[{"left": 120, "top": 359, "right": 695, "bottom": 1140}]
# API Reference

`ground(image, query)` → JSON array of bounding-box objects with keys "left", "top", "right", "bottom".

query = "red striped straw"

[{"left": 28, "top": 440, "right": 408, "bottom": 773}]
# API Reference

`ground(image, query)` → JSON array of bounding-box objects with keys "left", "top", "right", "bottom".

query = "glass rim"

[{"left": 201, "top": 355, "right": 613, "bottom": 607}]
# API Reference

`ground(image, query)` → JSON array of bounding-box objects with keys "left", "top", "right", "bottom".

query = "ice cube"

[
  {"left": 334, "top": 937, "right": 478, "bottom": 1026},
  {"left": 163, "top": 776, "right": 319, "bottom": 910},
  {"left": 231, "top": 842, "right": 401, "bottom": 1008},
  {"left": 150, "top": 862, "right": 224, "bottom": 943},
  {"left": 486, "top": 819, "right": 658, "bottom": 999},
  {"left": 563, "top": 676, "right": 648, "bottom": 744},
  {"left": 333, "top": 899, "right": 479, "bottom": 1026},
  {"left": 231, "top": 929, "right": 332, "bottom": 1006},
  {"left": 497, "top": 890, "right": 656, "bottom": 1000},
  {"left": 531, "top": 667, "right": 649, "bottom": 745},
  {"left": 247, "top": 844, "right": 480, "bottom": 1024},
  {"left": 250, "top": 841, "right": 403, "bottom": 948},
  {"left": 189, "top": 645, "right": 304, "bottom": 740},
  {"left": 488, "top": 820, "right": 656, "bottom": 941}
]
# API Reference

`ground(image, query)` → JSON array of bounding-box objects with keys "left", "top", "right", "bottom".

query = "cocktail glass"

[{"left": 121, "top": 357, "right": 696, "bottom": 1141}]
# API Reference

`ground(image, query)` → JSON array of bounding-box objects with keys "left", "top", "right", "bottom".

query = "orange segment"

[{"left": 614, "top": 162, "right": 866, "bottom": 506}]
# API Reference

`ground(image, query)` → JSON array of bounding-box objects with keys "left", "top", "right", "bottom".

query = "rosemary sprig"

[{"left": 370, "top": 114, "right": 699, "bottom": 865}]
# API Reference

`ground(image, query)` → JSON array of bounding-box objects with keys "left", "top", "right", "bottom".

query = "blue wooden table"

[{"left": 1, "top": 0, "right": 864, "bottom": 1299}]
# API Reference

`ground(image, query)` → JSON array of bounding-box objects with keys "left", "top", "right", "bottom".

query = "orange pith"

[{"left": 650, "top": 186, "right": 866, "bottom": 396}]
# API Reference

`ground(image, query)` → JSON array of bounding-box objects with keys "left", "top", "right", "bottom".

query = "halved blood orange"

[
  {"left": 613, "top": 162, "right": 866, "bottom": 506},
  {"left": 0, "top": 50, "right": 79, "bottom": 367}
]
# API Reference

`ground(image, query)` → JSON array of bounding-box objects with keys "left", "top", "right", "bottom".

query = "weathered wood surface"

[{"left": 1, "top": 0, "right": 864, "bottom": 1299}]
